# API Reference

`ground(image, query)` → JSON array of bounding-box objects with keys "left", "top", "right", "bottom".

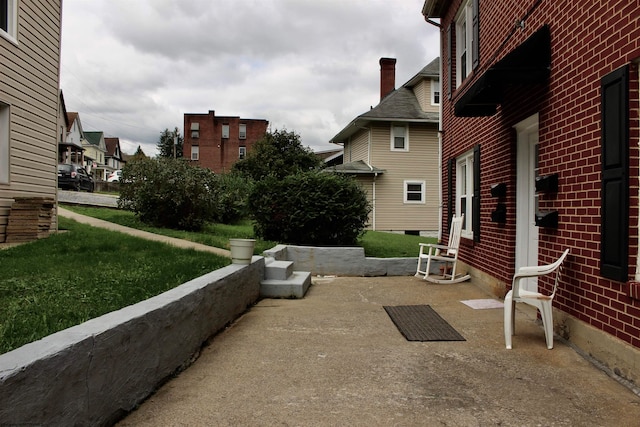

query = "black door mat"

[{"left": 384, "top": 305, "right": 465, "bottom": 342}]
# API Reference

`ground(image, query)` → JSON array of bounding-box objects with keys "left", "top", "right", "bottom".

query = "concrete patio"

[{"left": 117, "top": 275, "right": 640, "bottom": 426}]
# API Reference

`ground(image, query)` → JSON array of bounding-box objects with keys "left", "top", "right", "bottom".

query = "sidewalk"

[
  {"left": 116, "top": 275, "right": 640, "bottom": 426},
  {"left": 58, "top": 207, "right": 230, "bottom": 257}
]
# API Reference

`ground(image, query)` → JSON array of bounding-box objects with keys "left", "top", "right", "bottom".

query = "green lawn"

[
  {"left": 61, "top": 205, "right": 437, "bottom": 258},
  {"left": 1, "top": 206, "right": 438, "bottom": 353},
  {"left": 0, "top": 217, "right": 229, "bottom": 354}
]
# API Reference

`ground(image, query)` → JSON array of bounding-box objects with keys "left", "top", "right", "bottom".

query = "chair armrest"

[{"left": 419, "top": 243, "right": 451, "bottom": 251}]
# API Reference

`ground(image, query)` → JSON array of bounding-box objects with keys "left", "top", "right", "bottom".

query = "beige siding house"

[
  {"left": 0, "top": 0, "right": 63, "bottom": 243},
  {"left": 329, "top": 58, "right": 441, "bottom": 236}
]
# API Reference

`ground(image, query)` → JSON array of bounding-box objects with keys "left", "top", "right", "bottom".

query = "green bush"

[
  {"left": 118, "top": 158, "right": 218, "bottom": 231},
  {"left": 248, "top": 171, "right": 371, "bottom": 246},
  {"left": 211, "top": 172, "right": 254, "bottom": 224}
]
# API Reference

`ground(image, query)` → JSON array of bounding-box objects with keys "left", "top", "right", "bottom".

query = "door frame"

[{"left": 514, "top": 113, "right": 540, "bottom": 292}]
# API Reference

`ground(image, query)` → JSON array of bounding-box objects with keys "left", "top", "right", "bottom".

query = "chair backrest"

[
  {"left": 446, "top": 214, "right": 464, "bottom": 257},
  {"left": 513, "top": 249, "right": 570, "bottom": 298}
]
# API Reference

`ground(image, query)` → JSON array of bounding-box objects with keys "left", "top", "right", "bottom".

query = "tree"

[
  {"left": 156, "top": 127, "right": 183, "bottom": 158},
  {"left": 232, "top": 128, "right": 322, "bottom": 181}
]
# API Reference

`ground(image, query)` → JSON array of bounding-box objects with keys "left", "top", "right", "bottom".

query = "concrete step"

[
  {"left": 260, "top": 271, "right": 312, "bottom": 299},
  {"left": 264, "top": 260, "right": 294, "bottom": 281}
]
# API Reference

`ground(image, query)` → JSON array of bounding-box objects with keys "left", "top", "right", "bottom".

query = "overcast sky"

[{"left": 60, "top": 0, "right": 440, "bottom": 157}]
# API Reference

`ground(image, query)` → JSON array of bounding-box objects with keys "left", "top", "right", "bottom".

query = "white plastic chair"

[
  {"left": 504, "top": 249, "right": 570, "bottom": 350},
  {"left": 415, "top": 214, "right": 470, "bottom": 284}
]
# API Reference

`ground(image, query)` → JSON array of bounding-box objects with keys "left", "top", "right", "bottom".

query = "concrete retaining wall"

[
  {"left": 264, "top": 244, "right": 436, "bottom": 277},
  {"left": 0, "top": 259, "right": 264, "bottom": 427}
]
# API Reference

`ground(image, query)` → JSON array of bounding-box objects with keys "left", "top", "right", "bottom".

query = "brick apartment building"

[
  {"left": 423, "top": 0, "right": 640, "bottom": 382},
  {"left": 183, "top": 110, "right": 268, "bottom": 173}
]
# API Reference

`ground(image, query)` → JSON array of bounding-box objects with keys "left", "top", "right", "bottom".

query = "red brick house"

[
  {"left": 422, "top": 0, "right": 640, "bottom": 382},
  {"left": 183, "top": 110, "right": 268, "bottom": 173}
]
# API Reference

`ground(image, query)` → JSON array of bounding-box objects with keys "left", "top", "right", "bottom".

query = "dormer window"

[{"left": 191, "top": 122, "right": 200, "bottom": 139}]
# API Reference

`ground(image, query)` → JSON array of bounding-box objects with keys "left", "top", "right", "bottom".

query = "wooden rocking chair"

[{"left": 415, "top": 214, "right": 470, "bottom": 284}]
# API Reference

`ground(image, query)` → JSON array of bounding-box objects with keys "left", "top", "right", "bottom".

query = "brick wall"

[
  {"left": 438, "top": 0, "right": 640, "bottom": 349},
  {"left": 183, "top": 111, "right": 268, "bottom": 173}
]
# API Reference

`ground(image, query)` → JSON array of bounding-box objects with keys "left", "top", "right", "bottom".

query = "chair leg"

[
  {"left": 424, "top": 253, "right": 432, "bottom": 281},
  {"left": 504, "top": 290, "right": 514, "bottom": 349},
  {"left": 539, "top": 301, "right": 554, "bottom": 350}
]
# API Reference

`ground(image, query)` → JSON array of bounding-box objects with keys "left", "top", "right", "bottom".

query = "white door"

[{"left": 515, "top": 114, "right": 539, "bottom": 292}]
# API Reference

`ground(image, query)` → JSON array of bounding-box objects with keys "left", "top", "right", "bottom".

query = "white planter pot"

[{"left": 229, "top": 238, "right": 256, "bottom": 265}]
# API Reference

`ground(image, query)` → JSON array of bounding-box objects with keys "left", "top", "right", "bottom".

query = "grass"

[
  {"left": 1, "top": 206, "right": 438, "bottom": 353},
  {"left": 0, "top": 217, "right": 229, "bottom": 354},
  {"left": 61, "top": 205, "right": 437, "bottom": 257}
]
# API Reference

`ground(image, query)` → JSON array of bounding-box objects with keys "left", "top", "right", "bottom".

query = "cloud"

[{"left": 60, "top": 0, "right": 440, "bottom": 157}]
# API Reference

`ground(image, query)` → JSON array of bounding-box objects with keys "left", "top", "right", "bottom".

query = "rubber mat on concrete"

[{"left": 383, "top": 305, "right": 465, "bottom": 341}]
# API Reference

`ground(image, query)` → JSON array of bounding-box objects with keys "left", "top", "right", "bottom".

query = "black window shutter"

[
  {"left": 473, "top": 144, "right": 481, "bottom": 242},
  {"left": 600, "top": 65, "right": 629, "bottom": 282},
  {"left": 447, "top": 158, "right": 454, "bottom": 230},
  {"left": 472, "top": 0, "right": 480, "bottom": 70},
  {"left": 447, "top": 24, "right": 453, "bottom": 99}
]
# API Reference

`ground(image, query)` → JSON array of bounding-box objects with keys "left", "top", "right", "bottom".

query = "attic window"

[
  {"left": 191, "top": 122, "right": 200, "bottom": 139},
  {"left": 432, "top": 79, "right": 441, "bottom": 105}
]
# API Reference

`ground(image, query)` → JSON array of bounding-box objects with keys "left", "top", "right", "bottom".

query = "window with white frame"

[
  {"left": 222, "top": 124, "right": 230, "bottom": 139},
  {"left": 191, "top": 145, "right": 199, "bottom": 160},
  {"left": 0, "top": 0, "right": 17, "bottom": 43},
  {"left": 456, "top": 0, "right": 474, "bottom": 87},
  {"left": 456, "top": 149, "right": 475, "bottom": 238},
  {"left": 404, "top": 180, "right": 425, "bottom": 203},
  {"left": 239, "top": 124, "right": 246, "bottom": 139},
  {"left": 239, "top": 146, "right": 246, "bottom": 159},
  {"left": 391, "top": 124, "right": 408, "bottom": 151},
  {"left": 431, "top": 79, "right": 441, "bottom": 105},
  {"left": 0, "top": 101, "right": 8, "bottom": 183}
]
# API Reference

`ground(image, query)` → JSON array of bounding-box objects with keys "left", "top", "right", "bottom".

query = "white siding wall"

[
  {"left": 369, "top": 122, "right": 439, "bottom": 233},
  {"left": 413, "top": 79, "right": 439, "bottom": 114},
  {"left": 0, "top": 1, "right": 62, "bottom": 241}
]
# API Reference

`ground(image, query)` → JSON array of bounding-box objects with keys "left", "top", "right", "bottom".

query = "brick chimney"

[{"left": 379, "top": 57, "right": 396, "bottom": 100}]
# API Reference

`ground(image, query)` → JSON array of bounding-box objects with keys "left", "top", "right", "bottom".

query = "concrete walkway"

[
  {"left": 58, "top": 206, "right": 640, "bottom": 425},
  {"left": 116, "top": 275, "right": 640, "bottom": 426},
  {"left": 58, "top": 207, "right": 231, "bottom": 257}
]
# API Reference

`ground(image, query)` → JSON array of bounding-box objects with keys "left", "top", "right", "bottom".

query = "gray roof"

[
  {"left": 330, "top": 58, "right": 440, "bottom": 143},
  {"left": 323, "top": 160, "right": 385, "bottom": 175}
]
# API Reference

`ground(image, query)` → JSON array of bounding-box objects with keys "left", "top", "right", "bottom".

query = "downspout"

[{"left": 438, "top": 54, "right": 444, "bottom": 243}]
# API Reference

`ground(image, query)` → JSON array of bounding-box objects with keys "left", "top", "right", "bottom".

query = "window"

[
  {"left": 455, "top": 0, "right": 479, "bottom": 87},
  {"left": 191, "top": 145, "right": 199, "bottom": 161},
  {"left": 191, "top": 122, "right": 199, "bottom": 139},
  {"left": 431, "top": 79, "right": 441, "bottom": 105},
  {"left": 404, "top": 181, "right": 425, "bottom": 203},
  {"left": 0, "top": 0, "right": 17, "bottom": 43},
  {"left": 239, "top": 124, "right": 246, "bottom": 139},
  {"left": 391, "top": 124, "right": 408, "bottom": 151},
  {"left": 0, "top": 101, "right": 8, "bottom": 183},
  {"left": 222, "top": 124, "right": 230, "bottom": 139},
  {"left": 239, "top": 146, "right": 246, "bottom": 159},
  {"left": 456, "top": 148, "right": 480, "bottom": 240}
]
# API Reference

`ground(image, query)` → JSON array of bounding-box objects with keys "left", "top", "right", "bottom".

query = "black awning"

[{"left": 455, "top": 25, "right": 551, "bottom": 117}]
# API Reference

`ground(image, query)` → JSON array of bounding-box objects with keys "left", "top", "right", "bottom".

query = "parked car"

[
  {"left": 107, "top": 170, "right": 122, "bottom": 183},
  {"left": 57, "top": 164, "right": 94, "bottom": 192}
]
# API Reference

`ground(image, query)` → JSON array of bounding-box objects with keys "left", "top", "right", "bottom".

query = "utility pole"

[{"left": 173, "top": 132, "right": 177, "bottom": 159}]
